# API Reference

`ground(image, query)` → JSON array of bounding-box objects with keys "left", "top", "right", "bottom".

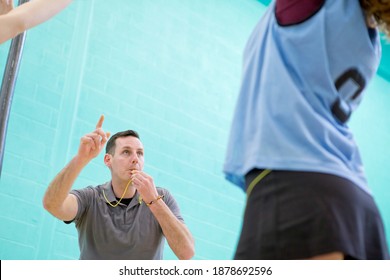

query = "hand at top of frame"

[{"left": 0, "top": 0, "right": 14, "bottom": 15}]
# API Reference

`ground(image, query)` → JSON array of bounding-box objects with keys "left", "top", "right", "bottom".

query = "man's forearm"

[
  {"left": 148, "top": 201, "right": 195, "bottom": 260},
  {"left": 43, "top": 155, "right": 87, "bottom": 216}
]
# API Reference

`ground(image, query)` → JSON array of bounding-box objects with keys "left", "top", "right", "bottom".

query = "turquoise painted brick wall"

[{"left": 0, "top": 0, "right": 389, "bottom": 260}]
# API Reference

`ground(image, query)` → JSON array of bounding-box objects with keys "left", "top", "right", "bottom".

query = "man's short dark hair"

[{"left": 105, "top": 130, "right": 140, "bottom": 155}]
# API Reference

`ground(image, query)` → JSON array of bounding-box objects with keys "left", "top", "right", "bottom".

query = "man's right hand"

[
  {"left": 43, "top": 115, "right": 110, "bottom": 221},
  {"left": 77, "top": 115, "right": 111, "bottom": 163}
]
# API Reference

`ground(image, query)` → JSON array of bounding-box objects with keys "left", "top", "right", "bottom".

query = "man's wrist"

[
  {"left": 72, "top": 155, "right": 90, "bottom": 167},
  {"left": 146, "top": 195, "right": 165, "bottom": 207}
]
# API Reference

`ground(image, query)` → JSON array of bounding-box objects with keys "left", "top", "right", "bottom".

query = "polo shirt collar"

[{"left": 101, "top": 181, "right": 142, "bottom": 208}]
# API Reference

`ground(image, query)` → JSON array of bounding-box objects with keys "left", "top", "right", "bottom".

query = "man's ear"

[{"left": 104, "top": 154, "right": 112, "bottom": 167}]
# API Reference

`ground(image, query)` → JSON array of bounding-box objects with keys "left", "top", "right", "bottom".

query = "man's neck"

[{"left": 111, "top": 178, "right": 136, "bottom": 198}]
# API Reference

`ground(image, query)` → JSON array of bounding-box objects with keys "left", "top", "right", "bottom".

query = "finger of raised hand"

[
  {"left": 89, "top": 133, "right": 101, "bottom": 150},
  {"left": 101, "top": 131, "right": 111, "bottom": 146},
  {"left": 80, "top": 135, "right": 97, "bottom": 150},
  {"left": 95, "top": 128, "right": 108, "bottom": 142},
  {"left": 96, "top": 115, "right": 105, "bottom": 129},
  {"left": 83, "top": 132, "right": 104, "bottom": 149},
  {"left": 92, "top": 129, "right": 110, "bottom": 150}
]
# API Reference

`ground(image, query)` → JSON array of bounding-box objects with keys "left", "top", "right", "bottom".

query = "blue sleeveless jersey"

[{"left": 223, "top": 0, "right": 381, "bottom": 194}]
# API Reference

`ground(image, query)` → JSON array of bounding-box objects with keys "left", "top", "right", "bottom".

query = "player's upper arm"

[{"left": 275, "top": 0, "right": 325, "bottom": 26}]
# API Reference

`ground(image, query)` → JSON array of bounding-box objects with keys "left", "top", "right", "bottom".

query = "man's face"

[{"left": 105, "top": 136, "right": 144, "bottom": 182}]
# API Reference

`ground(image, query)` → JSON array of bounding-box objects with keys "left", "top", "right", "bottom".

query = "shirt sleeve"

[
  {"left": 64, "top": 186, "right": 94, "bottom": 224},
  {"left": 158, "top": 187, "right": 185, "bottom": 223}
]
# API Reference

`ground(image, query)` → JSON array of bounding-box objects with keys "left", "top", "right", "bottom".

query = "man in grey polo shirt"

[{"left": 43, "top": 115, "right": 195, "bottom": 260}]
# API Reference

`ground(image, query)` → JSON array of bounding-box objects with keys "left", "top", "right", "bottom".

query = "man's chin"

[{"left": 120, "top": 174, "right": 132, "bottom": 183}]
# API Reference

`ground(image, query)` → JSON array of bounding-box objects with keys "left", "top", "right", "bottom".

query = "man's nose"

[{"left": 131, "top": 153, "right": 139, "bottom": 164}]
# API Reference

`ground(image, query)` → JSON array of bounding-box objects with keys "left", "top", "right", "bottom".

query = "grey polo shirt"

[{"left": 67, "top": 181, "right": 184, "bottom": 260}]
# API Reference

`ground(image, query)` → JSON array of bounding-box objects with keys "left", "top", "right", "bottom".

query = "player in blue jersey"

[{"left": 224, "top": 0, "right": 390, "bottom": 259}]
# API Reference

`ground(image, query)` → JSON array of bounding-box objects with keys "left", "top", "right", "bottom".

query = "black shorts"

[{"left": 234, "top": 169, "right": 390, "bottom": 260}]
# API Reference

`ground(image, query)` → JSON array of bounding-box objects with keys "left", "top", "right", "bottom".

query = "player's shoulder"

[{"left": 275, "top": 0, "right": 326, "bottom": 26}]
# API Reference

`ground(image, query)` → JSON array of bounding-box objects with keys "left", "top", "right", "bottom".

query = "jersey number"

[{"left": 331, "top": 68, "right": 366, "bottom": 124}]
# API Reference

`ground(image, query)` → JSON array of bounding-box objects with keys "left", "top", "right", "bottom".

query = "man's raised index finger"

[{"left": 96, "top": 115, "right": 105, "bottom": 129}]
